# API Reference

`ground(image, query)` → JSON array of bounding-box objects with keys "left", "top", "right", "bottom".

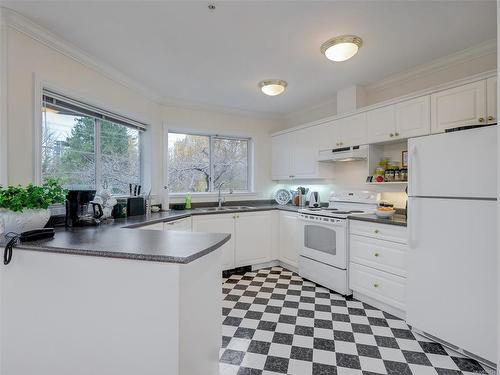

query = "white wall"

[
  {"left": 6, "top": 26, "right": 163, "bottom": 189},
  {"left": 4, "top": 25, "right": 284, "bottom": 200}
]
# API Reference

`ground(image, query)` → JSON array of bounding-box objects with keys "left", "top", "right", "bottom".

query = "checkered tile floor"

[{"left": 220, "top": 267, "right": 493, "bottom": 375}]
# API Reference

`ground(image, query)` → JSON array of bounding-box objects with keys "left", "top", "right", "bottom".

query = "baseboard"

[
  {"left": 251, "top": 260, "right": 280, "bottom": 271},
  {"left": 278, "top": 260, "right": 298, "bottom": 274},
  {"left": 352, "top": 291, "right": 406, "bottom": 320}
]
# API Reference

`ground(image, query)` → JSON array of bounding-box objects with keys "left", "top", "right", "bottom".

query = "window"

[
  {"left": 168, "top": 132, "right": 250, "bottom": 193},
  {"left": 41, "top": 91, "right": 144, "bottom": 195}
]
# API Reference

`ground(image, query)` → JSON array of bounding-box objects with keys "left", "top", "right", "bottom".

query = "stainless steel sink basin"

[{"left": 198, "top": 206, "right": 256, "bottom": 212}]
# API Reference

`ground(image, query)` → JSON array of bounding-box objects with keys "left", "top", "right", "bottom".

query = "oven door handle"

[{"left": 299, "top": 217, "right": 346, "bottom": 227}]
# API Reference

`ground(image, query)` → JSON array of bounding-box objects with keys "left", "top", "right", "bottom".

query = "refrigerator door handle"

[
  {"left": 408, "top": 145, "right": 417, "bottom": 197},
  {"left": 408, "top": 198, "right": 418, "bottom": 250}
]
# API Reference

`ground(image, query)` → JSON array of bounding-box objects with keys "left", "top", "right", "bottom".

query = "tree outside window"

[
  {"left": 168, "top": 132, "right": 250, "bottom": 193},
  {"left": 42, "top": 98, "right": 142, "bottom": 195}
]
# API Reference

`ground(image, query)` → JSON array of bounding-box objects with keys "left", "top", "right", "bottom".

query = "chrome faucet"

[{"left": 217, "top": 183, "right": 226, "bottom": 208}]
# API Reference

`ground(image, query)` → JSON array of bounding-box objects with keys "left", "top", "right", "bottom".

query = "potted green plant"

[{"left": 0, "top": 178, "right": 67, "bottom": 235}]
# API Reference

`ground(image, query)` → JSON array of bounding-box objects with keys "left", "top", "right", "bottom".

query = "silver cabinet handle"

[
  {"left": 478, "top": 117, "right": 485, "bottom": 123},
  {"left": 488, "top": 116, "right": 494, "bottom": 121}
]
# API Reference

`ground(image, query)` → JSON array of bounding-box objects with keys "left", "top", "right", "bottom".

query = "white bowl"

[{"left": 375, "top": 209, "right": 396, "bottom": 219}]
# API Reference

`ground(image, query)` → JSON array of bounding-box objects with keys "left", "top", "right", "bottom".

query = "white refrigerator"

[{"left": 407, "top": 125, "right": 497, "bottom": 364}]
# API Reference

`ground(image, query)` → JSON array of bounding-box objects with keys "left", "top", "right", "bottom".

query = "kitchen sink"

[{"left": 198, "top": 206, "right": 256, "bottom": 212}]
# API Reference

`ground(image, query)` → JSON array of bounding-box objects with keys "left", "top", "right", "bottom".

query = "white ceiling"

[{"left": 2, "top": 0, "right": 497, "bottom": 115}]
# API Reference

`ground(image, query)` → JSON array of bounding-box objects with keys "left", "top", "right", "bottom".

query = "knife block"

[{"left": 127, "top": 197, "right": 145, "bottom": 217}]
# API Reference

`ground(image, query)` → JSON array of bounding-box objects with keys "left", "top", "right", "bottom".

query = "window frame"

[
  {"left": 167, "top": 130, "right": 254, "bottom": 195},
  {"left": 37, "top": 87, "right": 146, "bottom": 195}
]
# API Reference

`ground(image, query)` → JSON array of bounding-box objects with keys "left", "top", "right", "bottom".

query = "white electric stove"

[{"left": 297, "top": 191, "right": 379, "bottom": 295}]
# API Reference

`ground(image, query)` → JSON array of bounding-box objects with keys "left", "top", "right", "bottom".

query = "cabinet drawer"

[
  {"left": 349, "top": 263, "right": 405, "bottom": 311},
  {"left": 349, "top": 220, "right": 407, "bottom": 244},
  {"left": 350, "top": 235, "right": 407, "bottom": 277},
  {"left": 163, "top": 217, "right": 191, "bottom": 231}
]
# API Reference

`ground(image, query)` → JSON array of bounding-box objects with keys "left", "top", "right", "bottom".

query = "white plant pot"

[{"left": 0, "top": 208, "right": 51, "bottom": 236}]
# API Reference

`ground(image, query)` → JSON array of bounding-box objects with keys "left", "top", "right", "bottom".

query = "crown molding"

[
  {"left": 0, "top": 7, "right": 286, "bottom": 123},
  {"left": 364, "top": 39, "right": 497, "bottom": 92},
  {"left": 1, "top": 7, "right": 166, "bottom": 104}
]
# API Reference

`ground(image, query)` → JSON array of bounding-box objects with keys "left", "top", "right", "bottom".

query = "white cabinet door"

[
  {"left": 338, "top": 112, "right": 368, "bottom": 147},
  {"left": 290, "top": 127, "right": 319, "bottom": 178},
  {"left": 366, "top": 105, "right": 397, "bottom": 143},
  {"left": 486, "top": 76, "right": 497, "bottom": 124},
  {"left": 329, "top": 119, "right": 343, "bottom": 148},
  {"left": 316, "top": 121, "right": 335, "bottom": 151},
  {"left": 395, "top": 96, "right": 430, "bottom": 139},
  {"left": 430, "top": 80, "right": 486, "bottom": 134},
  {"left": 163, "top": 217, "right": 191, "bottom": 231},
  {"left": 234, "top": 211, "right": 272, "bottom": 267},
  {"left": 271, "top": 133, "right": 292, "bottom": 180},
  {"left": 192, "top": 214, "right": 235, "bottom": 270},
  {"left": 279, "top": 211, "right": 299, "bottom": 268}
]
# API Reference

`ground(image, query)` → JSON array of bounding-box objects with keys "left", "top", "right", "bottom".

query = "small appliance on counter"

[
  {"left": 65, "top": 190, "right": 104, "bottom": 227},
  {"left": 308, "top": 191, "right": 320, "bottom": 208}
]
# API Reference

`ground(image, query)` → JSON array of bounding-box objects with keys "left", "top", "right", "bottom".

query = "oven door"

[{"left": 299, "top": 215, "right": 347, "bottom": 269}]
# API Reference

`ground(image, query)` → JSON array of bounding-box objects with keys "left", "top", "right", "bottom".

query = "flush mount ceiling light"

[
  {"left": 320, "top": 35, "right": 363, "bottom": 62},
  {"left": 258, "top": 79, "right": 288, "bottom": 96}
]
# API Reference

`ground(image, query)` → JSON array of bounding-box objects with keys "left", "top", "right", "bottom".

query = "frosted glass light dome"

[
  {"left": 258, "top": 80, "right": 288, "bottom": 96},
  {"left": 321, "top": 35, "right": 363, "bottom": 62}
]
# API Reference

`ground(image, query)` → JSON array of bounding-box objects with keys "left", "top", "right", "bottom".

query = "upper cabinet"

[
  {"left": 366, "top": 105, "right": 397, "bottom": 144},
  {"left": 366, "top": 96, "right": 430, "bottom": 144},
  {"left": 271, "top": 132, "right": 292, "bottom": 180},
  {"left": 271, "top": 74, "right": 497, "bottom": 180},
  {"left": 430, "top": 80, "right": 487, "bottom": 133},
  {"left": 334, "top": 113, "right": 368, "bottom": 148},
  {"left": 486, "top": 76, "right": 497, "bottom": 124},
  {"left": 271, "top": 129, "right": 333, "bottom": 180},
  {"left": 290, "top": 127, "right": 321, "bottom": 178},
  {"left": 395, "top": 96, "right": 431, "bottom": 138}
]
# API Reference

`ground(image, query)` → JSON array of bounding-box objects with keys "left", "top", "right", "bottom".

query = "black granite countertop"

[
  {"left": 10, "top": 204, "right": 300, "bottom": 264},
  {"left": 348, "top": 213, "right": 407, "bottom": 227}
]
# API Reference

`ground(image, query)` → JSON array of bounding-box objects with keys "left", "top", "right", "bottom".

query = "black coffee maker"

[{"left": 65, "top": 190, "right": 104, "bottom": 227}]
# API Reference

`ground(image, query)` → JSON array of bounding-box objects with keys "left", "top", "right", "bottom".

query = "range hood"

[{"left": 318, "top": 145, "right": 368, "bottom": 162}]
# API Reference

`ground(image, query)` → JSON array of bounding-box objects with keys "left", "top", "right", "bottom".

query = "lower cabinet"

[
  {"left": 234, "top": 212, "right": 272, "bottom": 267},
  {"left": 349, "top": 220, "right": 408, "bottom": 318},
  {"left": 279, "top": 211, "right": 299, "bottom": 268},
  {"left": 193, "top": 211, "right": 273, "bottom": 271},
  {"left": 192, "top": 213, "right": 236, "bottom": 271}
]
